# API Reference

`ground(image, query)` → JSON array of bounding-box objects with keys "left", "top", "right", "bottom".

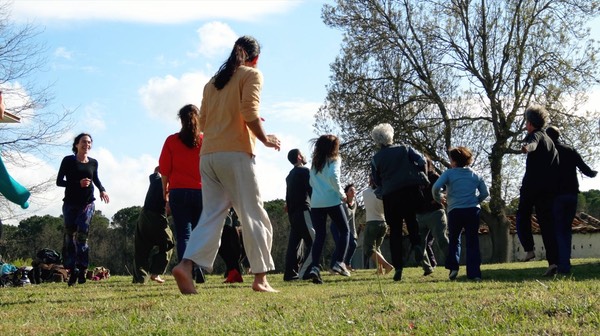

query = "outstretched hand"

[
  {"left": 100, "top": 191, "right": 110, "bottom": 204},
  {"left": 263, "top": 134, "right": 281, "bottom": 151}
]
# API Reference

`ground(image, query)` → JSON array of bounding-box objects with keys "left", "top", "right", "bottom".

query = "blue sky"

[
  {"left": 4, "top": 0, "right": 342, "bottom": 224},
  {"left": 3, "top": 1, "right": 600, "bottom": 225}
]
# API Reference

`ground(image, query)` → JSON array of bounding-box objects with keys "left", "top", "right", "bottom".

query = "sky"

[
  {"left": 2, "top": 1, "right": 600, "bottom": 226},
  {"left": 3, "top": 0, "right": 343, "bottom": 225}
]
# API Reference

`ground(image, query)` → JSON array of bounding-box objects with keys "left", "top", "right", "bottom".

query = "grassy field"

[{"left": 1, "top": 259, "right": 599, "bottom": 335}]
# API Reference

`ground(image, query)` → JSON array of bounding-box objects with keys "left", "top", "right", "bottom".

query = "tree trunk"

[
  {"left": 480, "top": 209, "right": 509, "bottom": 263},
  {"left": 486, "top": 140, "right": 511, "bottom": 262}
]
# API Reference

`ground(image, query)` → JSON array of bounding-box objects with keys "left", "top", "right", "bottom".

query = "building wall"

[{"left": 351, "top": 231, "right": 600, "bottom": 269}]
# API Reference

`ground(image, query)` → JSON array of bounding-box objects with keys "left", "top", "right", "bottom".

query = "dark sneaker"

[
  {"left": 309, "top": 266, "right": 322, "bottom": 284},
  {"left": 543, "top": 264, "right": 558, "bottom": 277},
  {"left": 68, "top": 268, "right": 79, "bottom": 287},
  {"left": 332, "top": 262, "right": 351, "bottom": 277},
  {"left": 423, "top": 269, "right": 433, "bottom": 276},
  {"left": 449, "top": 269, "right": 459, "bottom": 280},
  {"left": 393, "top": 268, "right": 403, "bottom": 281},
  {"left": 301, "top": 271, "right": 313, "bottom": 280},
  {"left": 78, "top": 269, "right": 87, "bottom": 284}
]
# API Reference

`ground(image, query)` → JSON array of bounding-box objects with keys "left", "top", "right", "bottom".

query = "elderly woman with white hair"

[{"left": 370, "top": 123, "right": 428, "bottom": 281}]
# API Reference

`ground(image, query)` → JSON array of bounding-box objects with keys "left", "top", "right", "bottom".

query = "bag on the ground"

[{"left": 35, "top": 248, "right": 62, "bottom": 265}]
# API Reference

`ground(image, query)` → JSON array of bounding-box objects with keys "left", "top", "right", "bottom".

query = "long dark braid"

[{"left": 213, "top": 36, "right": 261, "bottom": 90}]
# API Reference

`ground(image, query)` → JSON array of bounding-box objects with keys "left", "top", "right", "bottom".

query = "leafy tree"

[
  {"left": 0, "top": 0, "right": 74, "bottom": 221},
  {"left": 0, "top": 223, "right": 18, "bottom": 261},
  {"left": 88, "top": 211, "right": 113, "bottom": 270},
  {"left": 320, "top": 0, "right": 600, "bottom": 262},
  {"left": 581, "top": 190, "right": 600, "bottom": 219},
  {"left": 0, "top": 214, "right": 62, "bottom": 262},
  {"left": 264, "top": 199, "right": 288, "bottom": 272},
  {"left": 108, "top": 206, "right": 141, "bottom": 274},
  {"left": 18, "top": 215, "right": 63, "bottom": 256}
]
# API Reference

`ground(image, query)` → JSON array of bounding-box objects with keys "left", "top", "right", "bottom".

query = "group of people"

[
  {"left": 281, "top": 122, "right": 489, "bottom": 284},
  {"left": 516, "top": 106, "right": 597, "bottom": 276},
  {"left": 57, "top": 36, "right": 281, "bottom": 292},
  {"left": 52, "top": 35, "right": 596, "bottom": 294}
]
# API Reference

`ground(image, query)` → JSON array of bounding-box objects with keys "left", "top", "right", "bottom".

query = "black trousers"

[{"left": 382, "top": 186, "right": 422, "bottom": 270}]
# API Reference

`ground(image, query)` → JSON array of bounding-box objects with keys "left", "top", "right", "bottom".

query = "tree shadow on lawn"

[{"left": 477, "top": 260, "right": 600, "bottom": 282}]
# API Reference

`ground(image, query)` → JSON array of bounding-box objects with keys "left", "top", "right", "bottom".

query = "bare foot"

[
  {"left": 252, "top": 281, "right": 279, "bottom": 293},
  {"left": 251, "top": 273, "right": 279, "bottom": 292},
  {"left": 150, "top": 275, "right": 165, "bottom": 284},
  {"left": 172, "top": 260, "right": 197, "bottom": 294}
]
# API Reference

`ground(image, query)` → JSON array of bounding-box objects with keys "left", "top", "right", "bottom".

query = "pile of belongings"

[
  {"left": 30, "top": 248, "right": 68, "bottom": 284},
  {"left": 1, "top": 262, "right": 33, "bottom": 287},
  {"left": 87, "top": 266, "right": 110, "bottom": 281}
]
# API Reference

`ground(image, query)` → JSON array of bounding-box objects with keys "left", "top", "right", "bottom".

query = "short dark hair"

[
  {"left": 448, "top": 146, "right": 473, "bottom": 168},
  {"left": 344, "top": 183, "right": 355, "bottom": 193},
  {"left": 287, "top": 149, "right": 300, "bottom": 164},
  {"left": 525, "top": 105, "right": 549, "bottom": 130},
  {"left": 545, "top": 126, "right": 560, "bottom": 142}
]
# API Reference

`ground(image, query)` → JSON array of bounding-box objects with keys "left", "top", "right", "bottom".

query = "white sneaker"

[{"left": 332, "top": 262, "right": 351, "bottom": 277}]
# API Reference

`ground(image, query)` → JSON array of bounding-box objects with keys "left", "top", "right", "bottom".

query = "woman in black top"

[{"left": 56, "top": 133, "right": 109, "bottom": 286}]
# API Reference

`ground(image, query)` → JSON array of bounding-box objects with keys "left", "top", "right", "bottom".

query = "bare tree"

[
  {"left": 319, "top": 0, "right": 600, "bottom": 262},
  {"left": 0, "top": 1, "right": 75, "bottom": 220}
]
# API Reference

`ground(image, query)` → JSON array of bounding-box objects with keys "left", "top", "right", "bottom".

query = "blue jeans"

[
  {"left": 446, "top": 207, "right": 481, "bottom": 279},
  {"left": 62, "top": 202, "right": 95, "bottom": 270},
  {"left": 168, "top": 188, "right": 203, "bottom": 262},
  {"left": 382, "top": 186, "right": 422, "bottom": 270},
  {"left": 310, "top": 204, "right": 349, "bottom": 269},
  {"left": 553, "top": 193, "right": 577, "bottom": 273}
]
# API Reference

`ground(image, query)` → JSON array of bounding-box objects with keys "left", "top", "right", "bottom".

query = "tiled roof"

[{"left": 479, "top": 212, "right": 600, "bottom": 234}]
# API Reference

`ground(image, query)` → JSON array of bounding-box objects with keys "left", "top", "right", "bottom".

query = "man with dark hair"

[
  {"left": 546, "top": 126, "right": 597, "bottom": 274},
  {"left": 517, "top": 106, "right": 560, "bottom": 276},
  {"left": 283, "top": 149, "right": 314, "bottom": 281}
]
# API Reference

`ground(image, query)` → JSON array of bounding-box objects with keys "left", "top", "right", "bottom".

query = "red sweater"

[{"left": 159, "top": 133, "right": 202, "bottom": 190}]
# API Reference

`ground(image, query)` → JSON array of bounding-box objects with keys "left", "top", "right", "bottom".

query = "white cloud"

[
  {"left": 2, "top": 153, "right": 63, "bottom": 225},
  {"left": 81, "top": 103, "right": 107, "bottom": 133},
  {"left": 264, "top": 100, "right": 321, "bottom": 123},
  {"left": 138, "top": 72, "right": 211, "bottom": 127},
  {"left": 91, "top": 148, "right": 158, "bottom": 220},
  {"left": 195, "top": 22, "right": 238, "bottom": 58},
  {"left": 54, "top": 47, "right": 73, "bottom": 60},
  {"left": 12, "top": 1, "right": 301, "bottom": 24}
]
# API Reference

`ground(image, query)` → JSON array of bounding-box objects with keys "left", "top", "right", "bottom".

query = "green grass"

[{"left": 1, "top": 259, "right": 599, "bottom": 335}]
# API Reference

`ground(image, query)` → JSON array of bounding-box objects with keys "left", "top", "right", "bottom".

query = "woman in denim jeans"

[
  {"left": 159, "top": 104, "right": 204, "bottom": 282},
  {"left": 57, "top": 133, "right": 110, "bottom": 286}
]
